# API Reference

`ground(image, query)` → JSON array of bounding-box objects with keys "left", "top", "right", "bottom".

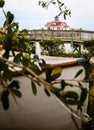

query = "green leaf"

[
  {"left": 8, "top": 80, "right": 20, "bottom": 89},
  {"left": 51, "top": 67, "right": 62, "bottom": 75},
  {"left": 52, "top": 2, "right": 56, "bottom": 4},
  {"left": 2, "top": 97, "right": 9, "bottom": 110},
  {"left": 0, "top": 62, "right": 13, "bottom": 80},
  {"left": 30, "top": 63, "right": 42, "bottom": 75},
  {"left": 33, "top": 79, "right": 41, "bottom": 86},
  {"left": 66, "top": 99, "right": 78, "bottom": 105},
  {"left": 0, "top": 61, "right": 6, "bottom": 71},
  {"left": 58, "top": 95, "right": 78, "bottom": 105},
  {"left": 50, "top": 87, "right": 60, "bottom": 97},
  {"left": 60, "top": 3, "right": 64, "bottom": 7},
  {"left": 10, "top": 89, "right": 22, "bottom": 97},
  {"left": 77, "top": 88, "right": 88, "bottom": 111},
  {"left": 45, "top": 67, "right": 61, "bottom": 82},
  {"left": 62, "top": 91, "right": 79, "bottom": 100},
  {"left": 3, "top": 69, "right": 13, "bottom": 81},
  {"left": 13, "top": 53, "right": 22, "bottom": 63},
  {"left": 44, "top": 88, "right": 51, "bottom": 96},
  {"left": 6, "top": 11, "right": 14, "bottom": 25},
  {"left": 80, "top": 88, "right": 88, "bottom": 103},
  {"left": 58, "top": 1, "right": 62, "bottom": 4},
  {"left": 31, "top": 81, "right": 37, "bottom": 95},
  {"left": 64, "top": 13, "right": 66, "bottom": 20},
  {"left": 61, "top": 80, "right": 66, "bottom": 90},
  {"left": 78, "top": 81, "right": 83, "bottom": 88},
  {"left": 11, "top": 22, "right": 19, "bottom": 32},
  {"left": 39, "top": 59, "right": 47, "bottom": 67},
  {"left": 1, "top": 90, "right": 9, "bottom": 110},
  {"left": 45, "top": 69, "right": 52, "bottom": 82},
  {"left": 0, "top": 0, "right": 5, "bottom": 8},
  {"left": 50, "top": 73, "right": 61, "bottom": 81},
  {"left": 3, "top": 30, "right": 13, "bottom": 59},
  {"left": 74, "top": 69, "right": 83, "bottom": 78}
]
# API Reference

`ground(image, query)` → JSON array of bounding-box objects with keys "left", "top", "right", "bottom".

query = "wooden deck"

[{"left": 28, "top": 29, "right": 94, "bottom": 44}]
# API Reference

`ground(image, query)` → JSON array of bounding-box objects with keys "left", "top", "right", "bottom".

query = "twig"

[
  {"left": 54, "top": 94, "right": 90, "bottom": 122},
  {"left": 0, "top": 56, "right": 52, "bottom": 89}
]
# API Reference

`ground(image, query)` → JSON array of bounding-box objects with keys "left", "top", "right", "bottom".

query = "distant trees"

[
  {"left": 83, "top": 39, "right": 94, "bottom": 55},
  {"left": 40, "top": 39, "right": 65, "bottom": 56}
]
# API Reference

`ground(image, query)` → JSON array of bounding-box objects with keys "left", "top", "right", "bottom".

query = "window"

[{"left": 57, "top": 27, "right": 60, "bottom": 30}]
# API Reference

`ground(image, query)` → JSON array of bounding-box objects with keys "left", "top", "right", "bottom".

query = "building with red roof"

[{"left": 44, "top": 16, "right": 70, "bottom": 30}]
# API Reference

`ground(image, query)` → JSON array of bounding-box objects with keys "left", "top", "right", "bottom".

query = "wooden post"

[
  {"left": 41, "top": 28, "right": 44, "bottom": 40},
  {"left": 71, "top": 29, "right": 74, "bottom": 52}
]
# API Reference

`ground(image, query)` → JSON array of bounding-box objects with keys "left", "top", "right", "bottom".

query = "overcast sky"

[{"left": 0, "top": 0, "right": 94, "bottom": 30}]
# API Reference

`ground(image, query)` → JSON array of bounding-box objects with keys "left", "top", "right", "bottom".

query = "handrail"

[{"left": 41, "top": 58, "right": 85, "bottom": 69}]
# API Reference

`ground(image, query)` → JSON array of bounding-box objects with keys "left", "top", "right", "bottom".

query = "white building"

[{"left": 45, "top": 16, "right": 70, "bottom": 30}]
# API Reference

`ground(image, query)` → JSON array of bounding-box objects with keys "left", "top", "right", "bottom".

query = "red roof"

[{"left": 45, "top": 21, "right": 69, "bottom": 27}]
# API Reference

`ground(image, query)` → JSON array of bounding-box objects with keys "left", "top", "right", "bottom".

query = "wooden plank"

[{"left": 41, "top": 59, "right": 84, "bottom": 69}]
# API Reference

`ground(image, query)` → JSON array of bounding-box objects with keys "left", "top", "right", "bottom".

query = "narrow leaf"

[
  {"left": 66, "top": 99, "right": 78, "bottom": 105},
  {"left": 80, "top": 88, "right": 87, "bottom": 103},
  {"left": 8, "top": 80, "right": 20, "bottom": 89},
  {"left": 2, "top": 97, "right": 9, "bottom": 110},
  {"left": 74, "top": 69, "right": 83, "bottom": 78},
  {"left": 50, "top": 73, "right": 61, "bottom": 81},
  {"left": 10, "top": 89, "right": 22, "bottom": 97},
  {"left": 1, "top": 90, "right": 9, "bottom": 110},
  {"left": 61, "top": 91, "right": 79, "bottom": 100},
  {"left": 51, "top": 67, "right": 62, "bottom": 76},
  {"left": 44, "top": 88, "right": 51, "bottom": 96},
  {"left": 31, "top": 81, "right": 37, "bottom": 95},
  {"left": 78, "top": 81, "right": 83, "bottom": 88},
  {"left": 61, "top": 80, "right": 66, "bottom": 90},
  {"left": 60, "top": 3, "right": 64, "bottom": 7}
]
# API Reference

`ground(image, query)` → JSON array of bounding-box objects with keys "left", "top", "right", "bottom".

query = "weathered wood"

[{"left": 28, "top": 29, "right": 94, "bottom": 44}]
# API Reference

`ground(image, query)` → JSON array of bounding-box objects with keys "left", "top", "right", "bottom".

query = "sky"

[{"left": 0, "top": 0, "right": 94, "bottom": 31}]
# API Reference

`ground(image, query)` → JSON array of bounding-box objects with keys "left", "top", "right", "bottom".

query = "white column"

[{"left": 35, "top": 42, "right": 41, "bottom": 58}]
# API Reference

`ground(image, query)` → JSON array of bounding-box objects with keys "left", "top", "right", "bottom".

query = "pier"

[
  {"left": 28, "top": 29, "right": 94, "bottom": 53},
  {"left": 28, "top": 29, "right": 94, "bottom": 43}
]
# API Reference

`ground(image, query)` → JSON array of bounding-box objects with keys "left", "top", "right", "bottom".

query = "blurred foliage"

[
  {"left": 60, "top": 51, "right": 83, "bottom": 58},
  {"left": 40, "top": 39, "right": 65, "bottom": 56},
  {"left": 39, "top": 0, "right": 71, "bottom": 20},
  {"left": 0, "top": 1, "right": 94, "bottom": 130},
  {"left": 83, "top": 39, "right": 94, "bottom": 56},
  {"left": 40, "top": 39, "right": 84, "bottom": 58},
  {"left": 0, "top": 0, "right": 4, "bottom": 7}
]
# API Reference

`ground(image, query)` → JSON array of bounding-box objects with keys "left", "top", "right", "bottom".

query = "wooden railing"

[{"left": 28, "top": 29, "right": 94, "bottom": 43}]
